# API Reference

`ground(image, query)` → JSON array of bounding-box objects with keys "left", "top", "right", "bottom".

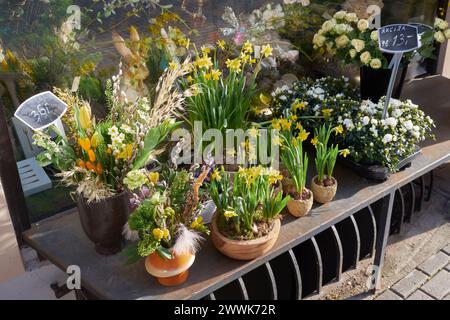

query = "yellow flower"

[
  {"left": 148, "top": 172, "right": 159, "bottom": 185},
  {"left": 187, "top": 75, "right": 194, "bottom": 83},
  {"left": 334, "top": 125, "right": 344, "bottom": 135},
  {"left": 217, "top": 40, "right": 225, "bottom": 50},
  {"left": 322, "top": 109, "right": 332, "bottom": 118},
  {"left": 298, "top": 129, "right": 310, "bottom": 142},
  {"left": 201, "top": 45, "right": 211, "bottom": 55},
  {"left": 249, "top": 127, "right": 259, "bottom": 138},
  {"left": 210, "top": 69, "right": 222, "bottom": 81},
  {"left": 169, "top": 61, "right": 179, "bottom": 71},
  {"left": 292, "top": 100, "right": 306, "bottom": 111},
  {"left": 77, "top": 159, "right": 86, "bottom": 169},
  {"left": 162, "top": 228, "right": 170, "bottom": 239},
  {"left": 152, "top": 228, "right": 164, "bottom": 240},
  {"left": 190, "top": 216, "right": 203, "bottom": 229},
  {"left": 225, "top": 58, "right": 242, "bottom": 73},
  {"left": 224, "top": 209, "right": 238, "bottom": 221},
  {"left": 290, "top": 115, "right": 298, "bottom": 121},
  {"left": 261, "top": 44, "right": 273, "bottom": 58},
  {"left": 280, "top": 118, "right": 292, "bottom": 131},
  {"left": 295, "top": 123, "right": 303, "bottom": 130},
  {"left": 271, "top": 119, "right": 281, "bottom": 131},
  {"left": 78, "top": 137, "right": 91, "bottom": 152},
  {"left": 204, "top": 72, "right": 212, "bottom": 80},
  {"left": 88, "top": 149, "right": 96, "bottom": 162},
  {"left": 240, "top": 53, "right": 251, "bottom": 63},
  {"left": 86, "top": 161, "right": 96, "bottom": 172},
  {"left": 211, "top": 168, "right": 221, "bottom": 181},
  {"left": 78, "top": 104, "right": 92, "bottom": 130},
  {"left": 90, "top": 132, "right": 103, "bottom": 149},
  {"left": 311, "top": 136, "right": 319, "bottom": 146},
  {"left": 243, "top": 41, "right": 253, "bottom": 54},
  {"left": 340, "top": 149, "right": 350, "bottom": 158},
  {"left": 194, "top": 56, "right": 213, "bottom": 69}
]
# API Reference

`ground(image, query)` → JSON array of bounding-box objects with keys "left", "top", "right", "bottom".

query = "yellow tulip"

[
  {"left": 78, "top": 137, "right": 91, "bottom": 152},
  {"left": 90, "top": 132, "right": 103, "bottom": 149},
  {"left": 78, "top": 104, "right": 92, "bottom": 130}
]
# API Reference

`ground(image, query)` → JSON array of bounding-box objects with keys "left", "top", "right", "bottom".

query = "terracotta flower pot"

[
  {"left": 211, "top": 214, "right": 280, "bottom": 260},
  {"left": 145, "top": 250, "right": 195, "bottom": 286},
  {"left": 287, "top": 189, "right": 313, "bottom": 218},
  {"left": 77, "top": 192, "right": 130, "bottom": 255},
  {"left": 311, "top": 176, "right": 337, "bottom": 204}
]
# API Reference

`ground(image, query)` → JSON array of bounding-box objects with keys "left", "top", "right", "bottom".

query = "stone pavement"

[{"left": 376, "top": 243, "right": 450, "bottom": 300}]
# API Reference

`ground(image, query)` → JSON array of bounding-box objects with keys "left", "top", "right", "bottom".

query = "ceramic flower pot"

[
  {"left": 311, "top": 176, "right": 337, "bottom": 204},
  {"left": 210, "top": 214, "right": 280, "bottom": 260},
  {"left": 287, "top": 189, "right": 313, "bottom": 218},
  {"left": 145, "top": 250, "right": 195, "bottom": 286},
  {"left": 77, "top": 192, "right": 130, "bottom": 255}
]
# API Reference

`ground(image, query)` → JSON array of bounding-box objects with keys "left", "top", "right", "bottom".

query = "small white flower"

[
  {"left": 343, "top": 118, "right": 355, "bottom": 130},
  {"left": 382, "top": 134, "right": 393, "bottom": 144},
  {"left": 361, "top": 116, "right": 370, "bottom": 126},
  {"left": 403, "top": 120, "right": 413, "bottom": 131},
  {"left": 385, "top": 117, "right": 398, "bottom": 128}
]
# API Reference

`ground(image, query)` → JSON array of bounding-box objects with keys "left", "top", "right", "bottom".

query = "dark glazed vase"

[{"left": 77, "top": 192, "right": 130, "bottom": 255}]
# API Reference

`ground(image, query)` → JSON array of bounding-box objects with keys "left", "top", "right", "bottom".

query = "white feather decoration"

[{"left": 173, "top": 224, "right": 203, "bottom": 256}]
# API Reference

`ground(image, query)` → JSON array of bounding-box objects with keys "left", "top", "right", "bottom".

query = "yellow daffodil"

[
  {"left": 187, "top": 75, "right": 194, "bottom": 83},
  {"left": 225, "top": 58, "right": 242, "bottom": 73},
  {"left": 271, "top": 119, "right": 281, "bottom": 131},
  {"left": 194, "top": 56, "right": 213, "bottom": 69},
  {"left": 340, "top": 149, "right": 350, "bottom": 158},
  {"left": 243, "top": 41, "right": 253, "bottom": 54},
  {"left": 169, "top": 61, "right": 179, "bottom": 71},
  {"left": 292, "top": 100, "right": 306, "bottom": 111},
  {"left": 311, "top": 136, "right": 319, "bottom": 146},
  {"left": 204, "top": 72, "right": 212, "bottom": 80},
  {"left": 217, "top": 39, "right": 225, "bottom": 50},
  {"left": 280, "top": 118, "right": 292, "bottom": 131},
  {"left": 78, "top": 104, "right": 92, "bottom": 130},
  {"left": 298, "top": 129, "right": 310, "bottom": 142},
  {"left": 190, "top": 216, "right": 203, "bottom": 229},
  {"left": 261, "top": 44, "right": 273, "bottom": 58},
  {"left": 152, "top": 228, "right": 164, "bottom": 240},
  {"left": 88, "top": 149, "right": 96, "bottom": 162},
  {"left": 201, "top": 45, "right": 211, "bottom": 55},
  {"left": 334, "top": 125, "right": 344, "bottom": 135},
  {"left": 148, "top": 172, "right": 159, "bottom": 185},
  {"left": 290, "top": 115, "right": 298, "bottom": 121},
  {"left": 273, "top": 135, "right": 283, "bottom": 146},
  {"left": 295, "top": 123, "right": 303, "bottom": 130},
  {"left": 268, "top": 173, "right": 283, "bottom": 185},
  {"left": 210, "top": 69, "right": 222, "bottom": 81},
  {"left": 224, "top": 209, "right": 238, "bottom": 221},
  {"left": 211, "top": 168, "right": 221, "bottom": 181},
  {"left": 78, "top": 137, "right": 91, "bottom": 152},
  {"left": 322, "top": 109, "right": 332, "bottom": 118},
  {"left": 240, "top": 53, "right": 251, "bottom": 63}
]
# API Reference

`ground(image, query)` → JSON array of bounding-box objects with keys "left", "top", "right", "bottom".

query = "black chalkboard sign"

[
  {"left": 14, "top": 91, "right": 67, "bottom": 131},
  {"left": 378, "top": 24, "right": 420, "bottom": 53}
]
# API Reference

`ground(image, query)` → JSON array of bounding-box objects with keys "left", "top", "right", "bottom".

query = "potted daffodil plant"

[
  {"left": 208, "top": 166, "right": 290, "bottom": 260},
  {"left": 311, "top": 125, "right": 349, "bottom": 204}
]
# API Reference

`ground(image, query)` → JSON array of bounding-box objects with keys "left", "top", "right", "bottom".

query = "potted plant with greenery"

[
  {"left": 122, "top": 166, "right": 210, "bottom": 286},
  {"left": 279, "top": 128, "right": 313, "bottom": 217},
  {"left": 32, "top": 61, "right": 191, "bottom": 255},
  {"left": 311, "top": 124, "right": 349, "bottom": 204},
  {"left": 208, "top": 166, "right": 289, "bottom": 260}
]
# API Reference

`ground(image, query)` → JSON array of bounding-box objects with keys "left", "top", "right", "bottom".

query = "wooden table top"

[{"left": 23, "top": 75, "right": 450, "bottom": 300}]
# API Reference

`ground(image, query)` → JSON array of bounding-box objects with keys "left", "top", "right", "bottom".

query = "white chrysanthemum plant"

[
  {"left": 339, "top": 98, "right": 435, "bottom": 171},
  {"left": 313, "top": 10, "right": 450, "bottom": 69}
]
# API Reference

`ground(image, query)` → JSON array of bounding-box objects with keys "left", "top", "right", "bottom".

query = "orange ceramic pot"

[{"left": 145, "top": 250, "right": 195, "bottom": 286}]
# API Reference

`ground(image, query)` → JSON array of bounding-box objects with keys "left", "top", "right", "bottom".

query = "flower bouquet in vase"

[
  {"left": 208, "top": 166, "right": 290, "bottom": 260},
  {"left": 123, "top": 166, "right": 210, "bottom": 286},
  {"left": 32, "top": 61, "right": 191, "bottom": 255}
]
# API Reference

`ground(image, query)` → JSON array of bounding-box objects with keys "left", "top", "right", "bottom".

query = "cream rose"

[
  {"left": 435, "top": 17, "right": 449, "bottom": 30},
  {"left": 357, "top": 19, "right": 369, "bottom": 32},
  {"left": 334, "top": 23, "right": 349, "bottom": 35},
  {"left": 349, "top": 49, "right": 357, "bottom": 59},
  {"left": 370, "top": 30, "right": 378, "bottom": 41},
  {"left": 335, "top": 35, "right": 350, "bottom": 48},
  {"left": 313, "top": 34, "right": 326, "bottom": 47},
  {"left": 370, "top": 58, "right": 382, "bottom": 69},
  {"left": 445, "top": 29, "right": 450, "bottom": 39},
  {"left": 360, "top": 51, "right": 371, "bottom": 65},
  {"left": 351, "top": 39, "right": 365, "bottom": 52},
  {"left": 434, "top": 31, "right": 446, "bottom": 43},
  {"left": 322, "top": 19, "right": 336, "bottom": 33},
  {"left": 345, "top": 13, "right": 358, "bottom": 22},
  {"left": 334, "top": 10, "right": 347, "bottom": 20}
]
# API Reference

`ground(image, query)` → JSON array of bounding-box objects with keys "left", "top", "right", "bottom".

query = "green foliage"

[
  {"left": 314, "top": 124, "right": 340, "bottom": 182},
  {"left": 280, "top": 132, "right": 309, "bottom": 194},
  {"left": 262, "top": 187, "right": 291, "bottom": 221}
]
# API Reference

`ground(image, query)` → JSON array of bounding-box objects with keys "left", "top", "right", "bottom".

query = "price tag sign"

[
  {"left": 14, "top": 91, "right": 67, "bottom": 131},
  {"left": 378, "top": 24, "right": 420, "bottom": 53}
]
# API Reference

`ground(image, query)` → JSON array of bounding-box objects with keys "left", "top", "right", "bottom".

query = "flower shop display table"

[{"left": 22, "top": 76, "right": 450, "bottom": 300}]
